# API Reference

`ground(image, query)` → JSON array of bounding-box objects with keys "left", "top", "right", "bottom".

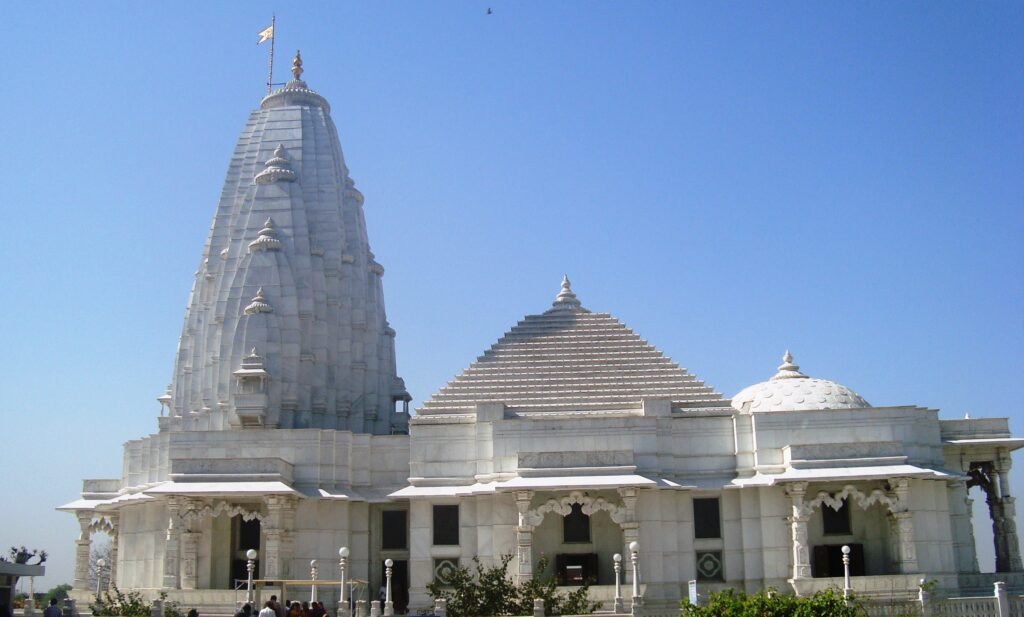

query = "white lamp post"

[
  {"left": 311, "top": 559, "right": 319, "bottom": 603},
  {"left": 629, "top": 541, "right": 640, "bottom": 614},
  {"left": 246, "top": 549, "right": 258, "bottom": 606},
  {"left": 613, "top": 553, "right": 624, "bottom": 613},
  {"left": 338, "top": 547, "right": 350, "bottom": 617},
  {"left": 95, "top": 558, "right": 106, "bottom": 596},
  {"left": 383, "top": 559, "right": 394, "bottom": 617},
  {"left": 841, "top": 545, "right": 852, "bottom": 600}
]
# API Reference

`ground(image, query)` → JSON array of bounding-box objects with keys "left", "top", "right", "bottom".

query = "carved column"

[
  {"left": 618, "top": 487, "right": 640, "bottom": 584},
  {"left": 963, "top": 490, "right": 981, "bottom": 572},
  {"left": 163, "top": 498, "right": 182, "bottom": 589},
  {"left": 786, "top": 482, "right": 812, "bottom": 580},
  {"left": 514, "top": 491, "right": 535, "bottom": 583},
  {"left": 74, "top": 512, "right": 93, "bottom": 590},
  {"left": 265, "top": 496, "right": 298, "bottom": 579},
  {"left": 890, "top": 478, "right": 918, "bottom": 573},
  {"left": 107, "top": 514, "right": 120, "bottom": 589},
  {"left": 995, "top": 451, "right": 1022, "bottom": 571},
  {"left": 1003, "top": 497, "right": 1022, "bottom": 571},
  {"left": 180, "top": 504, "right": 200, "bottom": 593}
]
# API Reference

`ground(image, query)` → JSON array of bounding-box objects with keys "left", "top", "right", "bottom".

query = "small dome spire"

[
  {"left": 291, "top": 50, "right": 303, "bottom": 81},
  {"left": 770, "top": 350, "right": 807, "bottom": 381},
  {"left": 552, "top": 274, "right": 582, "bottom": 309},
  {"left": 244, "top": 287, "right": 274, "bottom": 315},
  {"left": 255, "top": 144, "right": 297, "bottom": 184},
  {"left": 240, "top": 346, "right": 266, "bottom": 370},
  {"left": 248, "top": 217, "right": 283, "bottom": 252},
  {"left": 260, "top": 51, "right": 329, "bottom": 112}
]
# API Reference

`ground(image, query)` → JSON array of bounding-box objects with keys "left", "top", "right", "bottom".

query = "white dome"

[{"left": 731, "top": 352, "right": 870, "bottom": 412}]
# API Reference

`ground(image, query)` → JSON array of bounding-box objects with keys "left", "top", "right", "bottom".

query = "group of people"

[{"left": 236, "top": 595, "right": 330, "bottom": 617}]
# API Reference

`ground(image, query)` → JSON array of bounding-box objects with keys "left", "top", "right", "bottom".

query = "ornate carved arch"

[
  {"left": 181, "top": 500, "right": 264, "bottom": 524},
  {"left": 523, "top": 490, "right": 627, "bottom": 526},
  {"left": 801, "top": 484, "right": 905, "bottom": 516},
  {"left": 88, "top": 516, "right": 117, "bottom": 535}
]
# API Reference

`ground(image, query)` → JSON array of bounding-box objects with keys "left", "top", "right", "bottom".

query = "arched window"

[{"left": 563, "top": 503, "right": 591, "bottom": 543}]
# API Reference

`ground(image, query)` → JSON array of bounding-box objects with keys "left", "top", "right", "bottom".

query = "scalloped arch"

[
  {"left": 801, "top": 484, "right": 905, "bottom": 516},
  {"left": 524, "top": 490, "right": 627, "bottom": 526}
]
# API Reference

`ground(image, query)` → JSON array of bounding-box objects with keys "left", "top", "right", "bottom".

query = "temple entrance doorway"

[
  {"left": 379, "top": 560, "right": 408, "bottom": 613},
  {"left": 229, "top": 516, "right": 261, "bottom": 588}
]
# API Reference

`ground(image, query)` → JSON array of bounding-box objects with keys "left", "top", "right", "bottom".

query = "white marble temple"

[{"left": 59, "top": 54, "right": 1024, "bottom": 614}]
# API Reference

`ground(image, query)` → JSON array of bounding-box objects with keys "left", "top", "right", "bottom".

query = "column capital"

[
  {"left": 76, "top": 511, "right": 92, "bottom": 537},
  {"left": 995, "top": 448, "right": 1013, "bottom": 473},
  {"left": 786, "top": 481, "right": 809, "bottom": 498},
  {"left": 514, "top": 490, "right": 534, "bottom": 505}
]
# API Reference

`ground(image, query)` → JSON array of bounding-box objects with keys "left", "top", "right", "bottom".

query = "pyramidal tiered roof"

[{"left": 419, "top": 277, "right": 730, "bottom": 415}]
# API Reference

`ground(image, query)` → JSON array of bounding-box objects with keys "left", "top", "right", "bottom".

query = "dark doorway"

[
  {"left": 812, "top": 543, "right": 864, "bottom": 578},
  {"left": 380, "top": 560, "right": 408, "bottom": 613},
  {"left": 230, "top": 516, "right": 261, "bottom": 587}
]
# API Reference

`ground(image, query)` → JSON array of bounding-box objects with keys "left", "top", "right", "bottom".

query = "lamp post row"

[{"left": 242, "top": 544, "right": 641, "bottom": 615}]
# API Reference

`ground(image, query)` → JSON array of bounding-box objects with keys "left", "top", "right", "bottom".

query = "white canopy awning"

[
  {"left": 945, "top": 438, "right": 1024, "bottom": 450},
  {"left": 733, "top": 464, "right": 963, "bottom": 487},
  {"left": 57, "top": 492, "right": 154, "bottom": 511},
  {"left": 144, "top": 481, "right": 299, "bottom": 497},
  {"left": 389, "top": 483, "right": 497, "bottom": 498},
  {"left": 497, "top": 474, "right": 657, "bottom": 490}
]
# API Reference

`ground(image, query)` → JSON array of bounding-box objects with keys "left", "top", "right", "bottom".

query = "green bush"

[
  {"left": 426, "top": 554, "right": 600, "bottom": 617},
  {"left": 89, "top": 586, "right": 151, "bottom": 617},
  {"left": 681, "top": 588, "right": 867, "bottom": 617}
]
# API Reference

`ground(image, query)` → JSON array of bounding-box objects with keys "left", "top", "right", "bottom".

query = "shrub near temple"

[
  {"left": 680, "top": 588, "right": 866, "bottom": 617},
  {"left": 426, "top": 554, "right": 599, "bottom": 617}
]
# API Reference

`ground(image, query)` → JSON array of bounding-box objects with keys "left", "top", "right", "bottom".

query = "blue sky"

[{"left": 1, "top": 2, "right": 1021, "bottom": 588}]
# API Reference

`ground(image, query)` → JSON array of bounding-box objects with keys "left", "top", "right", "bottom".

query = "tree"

[
  {"left": 426, "top": 554, "right": 599, "bottom": 617},
  {"left": 42, "top": 584, "right": 73, "bottom": 607},
  {"left": 88, "top": 544, "right": 112, "bottom": 591}
]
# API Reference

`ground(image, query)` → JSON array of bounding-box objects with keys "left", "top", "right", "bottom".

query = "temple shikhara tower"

[{"left": 61, "top": 53, "right": 1024, "bottom": 613}]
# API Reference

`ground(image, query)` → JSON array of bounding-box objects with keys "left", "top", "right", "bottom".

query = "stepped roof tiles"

[{"left": 419, "top": 278, "right": 730, "bottom": 416}]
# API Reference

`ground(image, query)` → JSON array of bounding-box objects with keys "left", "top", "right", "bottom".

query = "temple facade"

[{"left": 61, "top": 55, "right": 1023, "bottom": 613}]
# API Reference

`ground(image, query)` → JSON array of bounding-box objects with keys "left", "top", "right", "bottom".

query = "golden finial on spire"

[{"left": 291, "top": 50, "right": 303, "bottom": 81}]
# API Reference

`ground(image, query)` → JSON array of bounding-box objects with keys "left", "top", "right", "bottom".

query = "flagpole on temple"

[{"left": 266, "top": 14, "right": 276, "bottom": 94}]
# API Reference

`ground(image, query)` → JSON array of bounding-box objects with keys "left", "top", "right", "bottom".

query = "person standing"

[
  {"left": 258, "top": 601, "right": 276, "bottom": 617},
  {"left": 43, "top": 599, "right": 62, "bottom": 617},
  {"left": 268, "top": 595, "right": 284, "bottom": 617}
]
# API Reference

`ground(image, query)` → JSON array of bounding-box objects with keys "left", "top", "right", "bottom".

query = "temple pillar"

[
  {"left": 621, "top": 523, "right": 640, "bottom": 584},
  {"left": 995, "top": 450, "right": 1022, "bottom": 571},
  {"left": 163, "top": 498, "right": 182, "bottom": 589},
  {"left": 265, "top": 496, "right": 298, "bottom": 579},
  {"left": 74, "top": 512, "right": 92, "bottom": 590},
  {"left": 964, "top": 491, "right": 981, "bottom": 572},
  {"left": 890, "top": 478, "right": 918, "bottom": 573},
  {"left": 786, "top": 482, "right": 812, "bottom": 580},
  {"left": 179, "top": 499, "right": 201, "bottom": 590},
  {"left": 995, "top": 499, "right": 1019, "bottom": 573},
  {"left": 514, "top": 491, "right": 534, "bottom": 583},
  {"left": 107, "top": 514, "right": 119, "bottom": 589},
  {"left": 618, "top": 487, "right": 639, "bottom": 585},
  {"left": 181, "top": 530, "right": 200, "bottom": 590}
]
